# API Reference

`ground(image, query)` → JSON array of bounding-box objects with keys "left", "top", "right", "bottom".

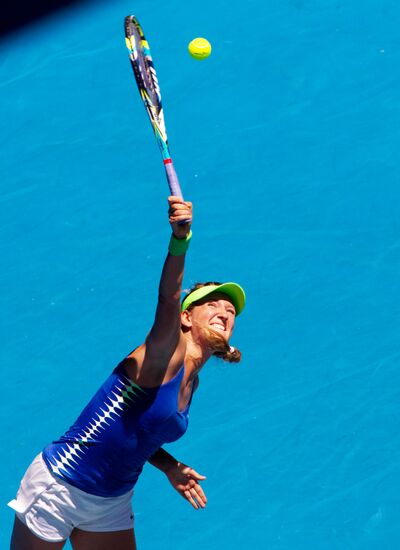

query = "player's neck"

[{"left": 184, "top": 337, "right": 212, "bottom": 377}]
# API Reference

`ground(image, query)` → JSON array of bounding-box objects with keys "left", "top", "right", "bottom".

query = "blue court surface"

[{"left": 1, "top": 0, "right": 400, "bottom": 548}]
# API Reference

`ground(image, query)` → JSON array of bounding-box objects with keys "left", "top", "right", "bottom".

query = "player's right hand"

[{"left": 168, "top": 196, "right": 192, "bottom": 239}]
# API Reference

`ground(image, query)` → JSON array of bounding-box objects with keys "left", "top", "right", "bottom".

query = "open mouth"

[{"left": 210, "top": 323, "right": 226, "bottom": 332}]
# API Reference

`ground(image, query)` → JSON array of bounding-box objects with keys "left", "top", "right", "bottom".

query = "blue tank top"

[{"left": 42, "top": 362, "right": 192, "bottom": 497}]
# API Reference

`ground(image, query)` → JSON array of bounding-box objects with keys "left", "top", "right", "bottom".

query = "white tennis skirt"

[{"left": 8, "top": 453, "right": 134, "bottom": 543}]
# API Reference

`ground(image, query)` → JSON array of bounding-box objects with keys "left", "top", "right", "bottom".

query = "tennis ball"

[{"left": 188, "top": 37, "right": 212, "bottom": 60}]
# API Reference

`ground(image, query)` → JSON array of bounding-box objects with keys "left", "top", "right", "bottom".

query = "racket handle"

[
  {"left": 164, "top": 160, "right": 190, "bottom": 225},
  {"left": 164, "top": 159, "right": 183, "bottom": 199}
]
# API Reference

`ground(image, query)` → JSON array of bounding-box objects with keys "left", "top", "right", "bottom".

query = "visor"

[{"left": 181, "top": 282, "right": 246, "bottom": 316}]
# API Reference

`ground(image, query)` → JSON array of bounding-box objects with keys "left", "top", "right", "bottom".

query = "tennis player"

[{"left": 9, "top": 196, "right": 246, "bottom": 549}]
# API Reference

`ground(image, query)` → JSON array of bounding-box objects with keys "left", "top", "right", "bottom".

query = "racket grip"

[
  {"left": 164, "top": 160, "right": 190, "bottom": 225},
  {"left": 164, "top": 160, "right": 183, "bottom": 199}
]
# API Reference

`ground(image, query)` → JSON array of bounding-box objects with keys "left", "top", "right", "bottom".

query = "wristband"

[{"left": 168, "top": 231, "right": 192, "bottom": 256}]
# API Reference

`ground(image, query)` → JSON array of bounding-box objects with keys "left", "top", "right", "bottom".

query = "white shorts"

[{"left": 8, "top": 453, "right": 134, "bottom": 543}]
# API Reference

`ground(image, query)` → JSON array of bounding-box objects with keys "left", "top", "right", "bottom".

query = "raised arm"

[
  {"left": 126, "top": 197, "right": 192, "bottom": 384},
  {"left": 147, "top": 196, "right": 192, "bottom": 351}
]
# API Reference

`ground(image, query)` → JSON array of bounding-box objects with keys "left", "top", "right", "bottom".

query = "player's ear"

[{"left": 181, "top": 309, "right": 192, "bottom": 329}]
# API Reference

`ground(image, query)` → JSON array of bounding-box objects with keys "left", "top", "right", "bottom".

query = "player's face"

[{"left": 188, "top": 293, "right": 236, "bottom": 340}]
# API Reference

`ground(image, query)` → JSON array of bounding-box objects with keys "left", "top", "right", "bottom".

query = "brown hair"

[{"left": 182, "top": 282, "right": 242, "bottom": 363}]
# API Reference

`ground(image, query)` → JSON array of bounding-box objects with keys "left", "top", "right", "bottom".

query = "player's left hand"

[{"left": 165, "top": 461, "right": 207, "bottom": 509}]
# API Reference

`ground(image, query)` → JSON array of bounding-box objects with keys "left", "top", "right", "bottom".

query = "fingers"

[
  {"left": 168, "top": 200, "right": 192, "bottom": 217},
  {"left": 174, "top": 464, "right": 207, "bottom": 509},
  {"left": 184, "top": 489, "right": 199, "bottom": 509},
  {"left": 191, "top": 483, "right": 207, "bottom": 507},
  {"left": 168, "top": 196, "right": 192, "bottom": 211},
  {"left": 184, "top": 484, "right": 207, "bottom": 510},
  {"left": 181, "top": 466, "right": 206, "bottom": 480},
  {"left": 168, "top": 198, "right": 192, "bottom": 236},
  {"left": 188, "top": 468, "right": 206, "bottom": 480},
  {"left": 182, "top": 477, "right": 208, "bottom": 510}
]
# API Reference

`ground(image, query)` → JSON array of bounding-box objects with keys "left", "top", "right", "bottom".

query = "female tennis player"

[{"left": 9, "top": 196, "right": 245, "bottom": 549}]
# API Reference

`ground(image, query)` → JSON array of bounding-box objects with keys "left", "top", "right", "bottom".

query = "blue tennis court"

[{"left": 2, "top": 0, "right": 400, "bottom": 548}]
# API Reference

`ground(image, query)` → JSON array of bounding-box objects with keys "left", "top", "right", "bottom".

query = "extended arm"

[
  {"left": 127, "top": 197, "right": 192, "bottom": 383},
  {"left": 145, "top": 197, "right": 192, "bottom": 359}
]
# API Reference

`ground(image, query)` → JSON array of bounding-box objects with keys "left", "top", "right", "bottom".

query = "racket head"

[{"left": 124, "top": 15, "right": 169, "bottom": 155}]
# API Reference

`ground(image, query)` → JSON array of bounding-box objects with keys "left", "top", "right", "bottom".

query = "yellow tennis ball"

[{"left": 188, "top": 37, "right": 212, "bottom": 60}]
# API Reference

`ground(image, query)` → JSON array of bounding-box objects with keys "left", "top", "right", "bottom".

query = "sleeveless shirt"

[{"left": 42, "top": 362, "right": 192, "bottom": 497}]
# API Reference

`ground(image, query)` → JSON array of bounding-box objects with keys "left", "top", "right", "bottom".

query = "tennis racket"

[{"left": 124, "top": 15, "right": 183, "bottom": 199}]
